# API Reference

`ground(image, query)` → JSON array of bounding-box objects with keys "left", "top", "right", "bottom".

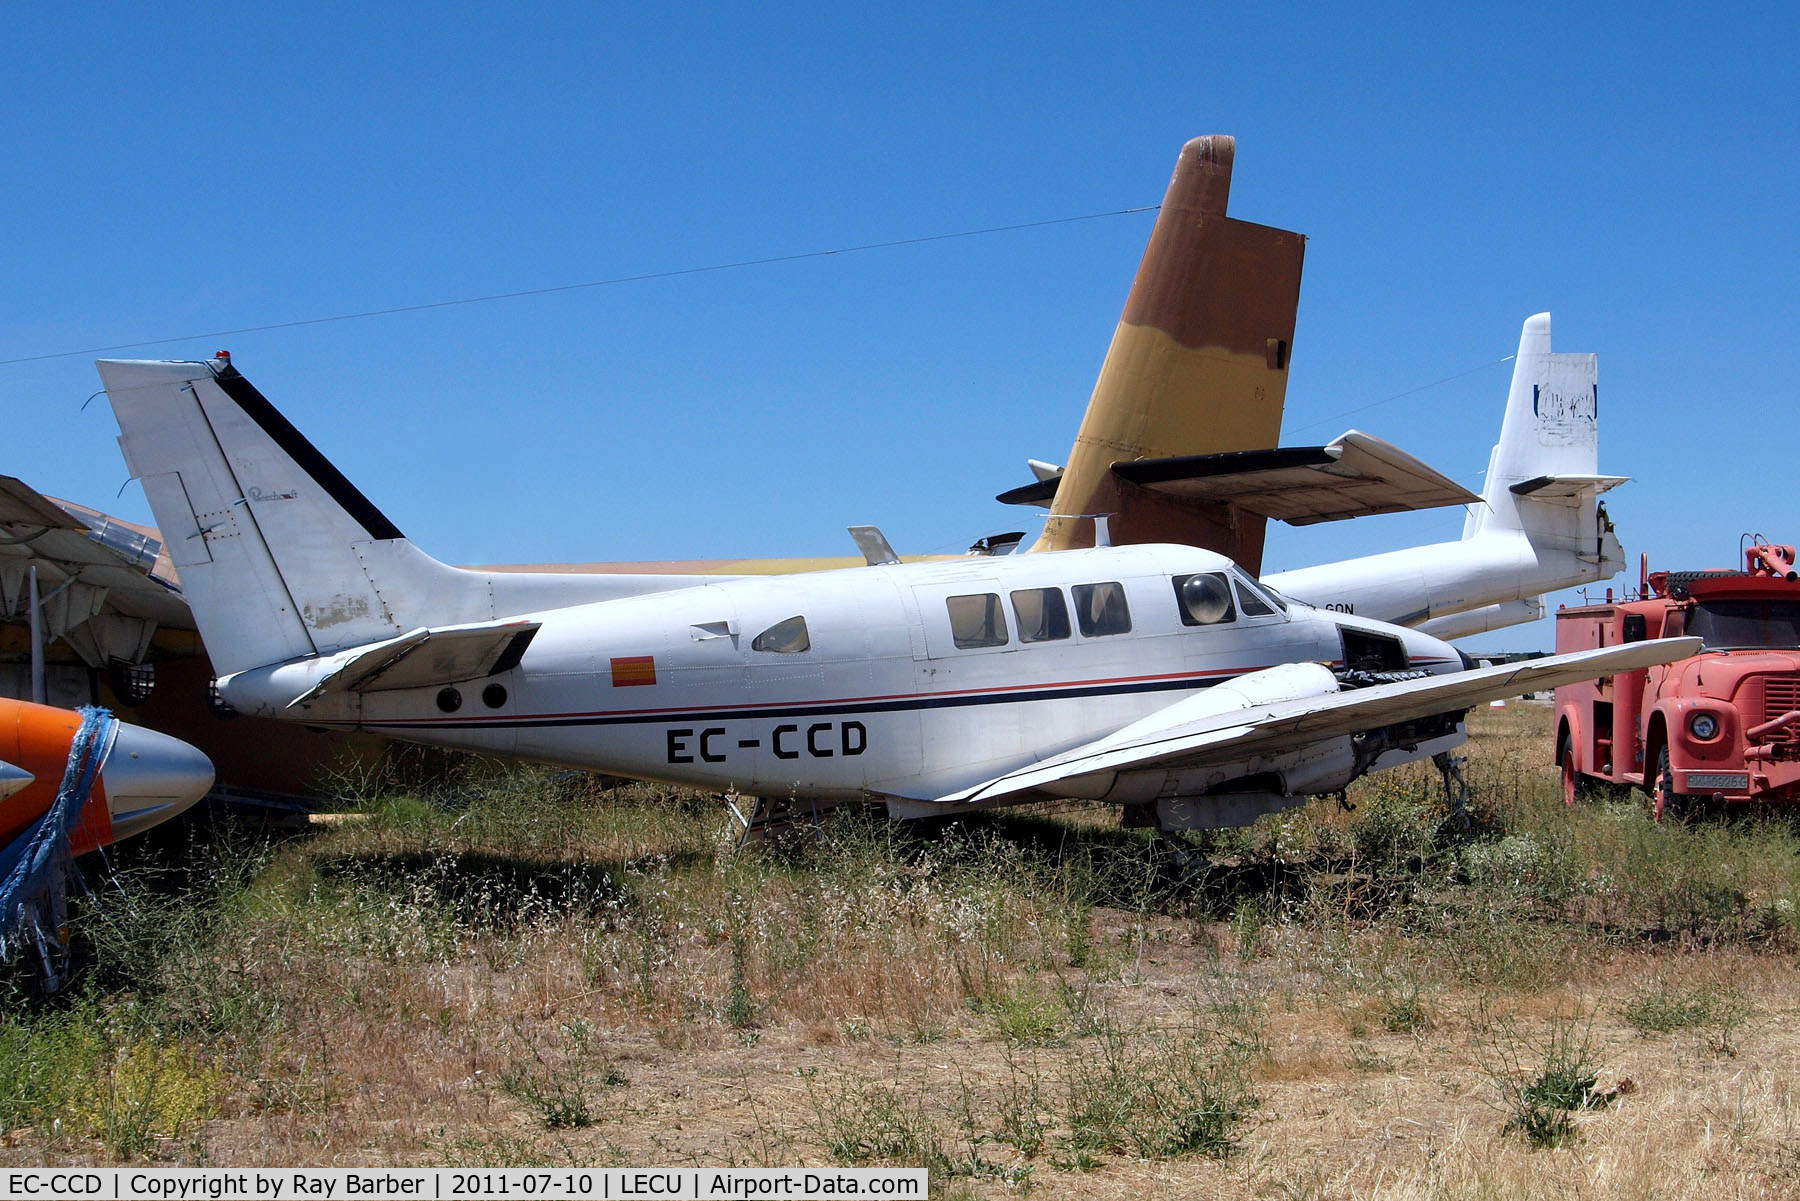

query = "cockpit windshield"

[
  {"left": 1234, "top": 572, "right": 1287, "bottom": 615},
  {"left": 1688, "top": 599, "right": 1800, "bottom": 650}
]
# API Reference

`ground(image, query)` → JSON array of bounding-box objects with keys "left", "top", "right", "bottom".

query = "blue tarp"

[{"left": 0, "top": 706, "right": 117, "bottom": 987}]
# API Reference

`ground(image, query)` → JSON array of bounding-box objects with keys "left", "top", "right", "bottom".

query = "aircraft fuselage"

[{"left": 220, "top": 543, "right": 1464, "bottom": 805}]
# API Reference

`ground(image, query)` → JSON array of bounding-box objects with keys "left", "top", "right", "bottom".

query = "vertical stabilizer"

[
  {"left": 100, "top": 357, "right": 712, "bottom": 677},
  {"left": 99, "top": 358, "right": 447, "bottom": 675},
  {"left": 1463, "top": 313, "right": 1609, "bottom": 546},
  {"left": 1033, "top": 135, "right": 1306, "bottom": 570},
  {"left": 1264, "top": 312, "right": 1625, "bottom": 636}
]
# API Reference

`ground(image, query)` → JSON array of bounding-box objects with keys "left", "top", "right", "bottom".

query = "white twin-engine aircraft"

[{"left": 96, "top": 358, "right": 1690, "bottom": 832}]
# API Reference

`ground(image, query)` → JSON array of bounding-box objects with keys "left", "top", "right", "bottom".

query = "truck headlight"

[{"left": 1689, "top": 712, "right": 1720, "bottom": 740}]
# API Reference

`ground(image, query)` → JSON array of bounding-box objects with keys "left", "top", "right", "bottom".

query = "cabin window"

[
  {"left": 1072, "top": 582, "right": 1132, "bottom": 637},
  {"left": 1011, "top": 587, "right": 1071, "bottom": 643},
  {"left": 1234, "top": 580, "right": 1276, "bottom": 618},
  {"left": 751, "top": 615, "right": 811, "bottom": 653},
  {"left": 1174, "top": 573, "right": 1236, "bottom": 626},
  {"left": 947, "top": 593, "right": 1009, "bottom": 648}
]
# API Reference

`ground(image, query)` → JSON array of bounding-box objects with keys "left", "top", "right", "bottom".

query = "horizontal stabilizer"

[
  {"left": 1509, "top": 473, "right": 1630, "bottom": 501},
  {"left": 936, "top": 637, "right": 1700, "bottom": 807},
  {"left": 1119, "top": 431, "right": 1481, "bottom": 525},
  {"left": 1003, "top": 431, "right": 1480, "bottom": 526},
  {"left": 997, "top": 477, "right": 1060, "bottom": 506},
  {"left": 290, "top": 619, "right": 540, "bottom": 706}
]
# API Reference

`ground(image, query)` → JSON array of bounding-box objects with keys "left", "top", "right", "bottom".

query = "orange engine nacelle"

[{"left": 0, "top": 698, "right": 214, "bottom": 855}]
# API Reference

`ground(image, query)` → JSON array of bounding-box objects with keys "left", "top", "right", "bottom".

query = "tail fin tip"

[{"left": 1172, "top": 135, "right": 1234, "bottom": 216}]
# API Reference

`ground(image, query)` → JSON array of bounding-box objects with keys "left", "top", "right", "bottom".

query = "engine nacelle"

[
  {"left": 1052, "top": 662, "right": 1344, "bottom": 809},
  {"left": 1086, "top": 661, "right": 1468, "bottom": 831}
]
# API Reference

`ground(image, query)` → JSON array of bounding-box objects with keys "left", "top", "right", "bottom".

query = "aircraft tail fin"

[
  {"left": 1031, "top": 135, "right": 1306, "bottom": 572},
  {"left": 98, "top": 358, "right": 477, "bottom": 676},
  {"left": 1462, "top": 314, "right": 1626, "bottom": 558},
  {"left": 99, "top": 357, "right": 698, "bottom": 678},
  {"left": 1260, "top": 314, "right": 1624, "bottom": 636}
]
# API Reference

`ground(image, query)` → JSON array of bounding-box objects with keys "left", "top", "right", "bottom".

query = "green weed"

[
  {"left": 1378, "top": 976, "right": 1434, "bottom": 1034},
  {"left": 0, "top": 1006, "right": 215, "bottom": 1156},
  {"left": 499, "top": 1020, "right": 626, "bottom": 1129},
  {"left": 976, "top": 979, "right": 1066, "bottom": 1047},
  {"left": 807, "top": 1077, "right": 955, "bottom": 1176},
  {"left": 1062, "top": 1017, "right": 1259, "bottom": 1159},
  {"left": 1621, "top": 980, "right": 1755, "bottom": 1054},
  {"left": 1484, "top": 1009, "right": 1625, "bottom": 1149},
  {"left": 990, "top": 1049, "right": 1050, "bottom": 1157}
]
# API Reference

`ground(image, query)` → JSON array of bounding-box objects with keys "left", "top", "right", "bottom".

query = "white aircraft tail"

[
  {"left": 1264, "top": 313, "right": 1624, "bottom": 634},
  {"left": 99, "top": 357, "right": 703, "bottom": 676},
  {"left": 1461, "top": 313, "right": 1624, "bottom": 556}
]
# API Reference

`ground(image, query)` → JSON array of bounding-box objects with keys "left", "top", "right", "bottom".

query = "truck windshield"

[{"left": 1688, "top": 600, "right": 1800, "bottom": 650}]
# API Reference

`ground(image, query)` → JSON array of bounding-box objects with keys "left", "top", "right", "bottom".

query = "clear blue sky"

[{"left": 5, "top": 3, "right": 1797, "bottom": 651}]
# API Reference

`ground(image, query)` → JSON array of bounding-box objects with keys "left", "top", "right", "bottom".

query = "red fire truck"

[{"left": 1554, "top": 542, "right": 1800, "bottom": 818}]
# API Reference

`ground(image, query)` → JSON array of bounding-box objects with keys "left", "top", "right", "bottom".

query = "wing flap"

[
  {"left": 0, "top": 477, "right": 193, "bottom": 642},
  {"left": 939, "top": 638, "right": 1700, "bottom": 806},
  {"left": 0, "top": 476, "right": 90, "bottom": 530}
]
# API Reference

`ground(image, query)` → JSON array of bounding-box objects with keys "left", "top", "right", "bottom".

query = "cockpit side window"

[
  {"left": 1072, "top": 582, "right": 1132, "bottom": 637},
  {"left": 947, "top": 593, "right": 1009, "bottom": 648},
  {"left": 1234, "top": 579, "right": 1276, "bottom": 618},
  {"left": 1010, "top": 587, "right": 1071, "bottom": 643},
  {"left": 1173, "top": 573, "right": 1236, "bottom": 626},
  {"left": 751, "top": 615, "right": 811, "bottom": 653}
]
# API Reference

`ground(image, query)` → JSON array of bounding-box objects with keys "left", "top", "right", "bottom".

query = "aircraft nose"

[{"left": 102, "top": 721, "right": 215, "bottom": 841}]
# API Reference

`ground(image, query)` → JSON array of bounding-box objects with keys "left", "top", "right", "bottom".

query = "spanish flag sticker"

[{"left": 610, "top": 655, "right": 657, "bottom": 687}]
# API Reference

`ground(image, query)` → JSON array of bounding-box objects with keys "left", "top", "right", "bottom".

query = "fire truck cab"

[{"left": 1554, "top": 544, "right": 1800, "bottom": 818}]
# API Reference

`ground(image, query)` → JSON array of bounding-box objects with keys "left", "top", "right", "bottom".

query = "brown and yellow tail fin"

[{"left": 1030, "top": 135, "right": 1305, "bottom": 572}]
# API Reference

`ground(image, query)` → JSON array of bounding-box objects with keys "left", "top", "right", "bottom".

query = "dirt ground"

[{"left": 6, "top": 705, "right": 1800, "bottom": 1199}]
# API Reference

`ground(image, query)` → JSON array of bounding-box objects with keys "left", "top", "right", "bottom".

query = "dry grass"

[{"left": 3, "top": 706, "right": 1800, "bottom": 1199}]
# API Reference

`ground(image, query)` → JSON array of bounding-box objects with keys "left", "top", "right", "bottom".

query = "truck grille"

[{"left": 1763, "top": 677, "right": 1800, "bottom": 742}]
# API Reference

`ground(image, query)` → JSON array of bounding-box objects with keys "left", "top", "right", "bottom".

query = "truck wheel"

[
  {"left": 1560, "top": 732, "right": 1581, "bottom": 807},
  {"left": 1559, "top": 731, "right": 1600, "bottom": 806},
  {"left": 1653, "top": 745, "right": 1684, "bottom": 822}
]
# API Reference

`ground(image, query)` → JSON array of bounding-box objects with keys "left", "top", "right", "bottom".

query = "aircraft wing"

[
  {"left": 0, "top": 475, "right": 194, "bottom": 670},
  {"left": 936, "top": 638, "right": 1700, "bottom": 806}
]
